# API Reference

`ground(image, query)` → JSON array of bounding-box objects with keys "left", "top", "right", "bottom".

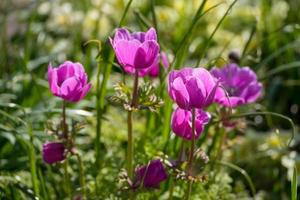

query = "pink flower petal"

[
  {"left": 48, "top": 64, "right": 60, "bottom": 96},
  {"left": 134, "top": 40, "right": 159, "bottom": 69},
  {"left": 114, "top": 40, "right": 140, "bottom": 68}
]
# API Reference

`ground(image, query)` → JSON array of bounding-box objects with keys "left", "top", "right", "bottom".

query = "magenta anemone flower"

[
  {"left": 168, "top": 67, "right": 221, "bottom": 110},
  {"left": 110, "top": 27, "right": 160, "bottom": 72},
  {"left": 48, "top": 61, "right": 91, "bottom": 102},
  {"left": 132, "top": 159, "right": 168, "bottom": 189},
  {"left": 42, "top": 142, "right": 66, "bottom": 164},
  {"left": 171, "top": 107, "right": 210, "bottom": 140},
  {"left": 211, "top": 64, "right": 262, "bottom": 107}
]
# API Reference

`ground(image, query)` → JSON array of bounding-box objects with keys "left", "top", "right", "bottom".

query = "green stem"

[
  {"left": 168, "top": 177, "right": 174, "bottom": 200},
  {"left": 187, "top": 108, "right": 196, "bottom": 171},
  {"left": 62, "top": 101, "right": 72, "bottom": 199},
  {"left": 95, "top": 57, "right": 102, "bottom": 168},
  {"left": 127, "top": 71, "right": 139, "bottom": 200},
  {"left": 131, "top": 70, "right": 139, "bottom": 107},
  {"left": 62, "top": 100, "right": 68, "bottom": 139},
  {"left": 215, "top": 128, "right": 226, "bottom": 161},
  {"left": 63, "top": 160, "right": 72, "bottom": 199},
  {"left": 186, "top": 108, "right": 196, "bottom": 200},
  {"left": 186, "top": 182, "right": 193, "bottom": 200},
  {"left": 127, "top": 111, "right": 133, "bottom": 179},
  {"left": 195, "top": 0, "right": 238, "bottom": 66},
  {"left": 76, "top": 153, "right": 86, "bottom": 199}
]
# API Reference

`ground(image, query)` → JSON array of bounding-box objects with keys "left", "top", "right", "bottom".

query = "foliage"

[{"left": 0, "top": 0, "right": 300, "bottom": 199}]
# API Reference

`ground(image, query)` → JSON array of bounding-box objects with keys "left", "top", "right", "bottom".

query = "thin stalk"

[
  {"left": 63, "top": 160, "right": 72, "bottom": 199},
  {"left": 25, "top": 117, "right": 39, "bottom": 197},
  {"left": 62, "top": 101, "right": 72, "bottom": 198},
  {"left": 187, "top": 108, "right": 196, "bottom": 170},
  {"left": 215, "top": 128, "right": 226, "bottom": 161},
  {"left": 150, "top": 0, "right": 158, "bottom": 41},
  {"left": 240, "top": 26, "right": 256, "bottom": 64},
  {"left": 131, "top": 70, "right": 139, "bottom": 107},
  {"left": 95, "top": 57, "right": 102, "bottom": 168},
  {"left": 62, "top": 100, "right": 67, "bottom": 139},
  {"left": 126, "top": 71, "right": 139, "bottom": 200},
  {"left": 75, "top": 153, "right": 86, "bottom": 199},
  {"left": 118, "top": 0, "right": 134, "bottom": 27},
  {"left": 127, "top": 111, "right": 134, "bottom": 179},
  {"left": 168, "top": 177, "right": 174, "bottom": 200},
  {"left": 215, "top": 160, "right": 256, "bottom": 197},
  {"left": 195, "top": 0, "right": 238, "bottom": 66},
  {"left": 172, "top": 0, "right": 208, "bottom": 69},
  {"left": 186, "top": 108, "right": 196, "bottom": 200}
]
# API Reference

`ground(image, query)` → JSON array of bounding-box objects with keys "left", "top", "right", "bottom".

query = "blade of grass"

[
  {"left": 118, "top": 0, "right": 134, "bottom": 27},
  {"left": 291, "top": 166, "right": 297, "bottom": 200},
  {"left": 240, "top": 25, "right": 256, "bottom": 64},
  {"left": 38, "top": 169, "right": 49, "bottom": 200},
  {"left": 134, "top": 9, "right": 153, "bottom": 28},
  {"left": 172, "top": 0, "right": 208, "bottom": 68},
  {"left": 259, "top": 61, "right": 300, "bottom": 80},
  {"left": 150, "top": 0, "right": 158, "bottom": 40},
  {"left": 256, "top": 41, "right": 300, "bottom": 69},
  {"left": 215, "top": 160, "right": 256, "bottom": 197},
  {"left": 229, "top": 111, "right": 295, "bottom": 146},
  {"left": 0, "top": 109, "right": 39, "bottom": 197},
  {"left": 85, "top": 40, "right": 102, "bottom": 168},
  {"left": 195, "top": 0, "right": 239, "bottom": 66}
]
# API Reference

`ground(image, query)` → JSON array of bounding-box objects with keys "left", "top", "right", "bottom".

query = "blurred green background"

[{"left": 0, "top": 0, "right": 299, "bottom": 199}]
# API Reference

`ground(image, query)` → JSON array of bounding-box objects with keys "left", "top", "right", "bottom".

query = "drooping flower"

[
  {"left": 48, "top": 61, "right": 91, "bottom": 102},
  {"left": 123, "top": 52, "right": 169, "bottom": 77},
  {"left": 171, "top": 107, "right": 210, "bottom": 140},
  {"left": 168, "top": 67, "right": 220, "bottom": 110},
  {"left": 211, "top": 63, "right": 262, "bottom": 107},
  {"left": 42, "top": 142, "right": 66, "bottom": 164},
  {"left": 110, "top": 27, "right": 160, "bottom": 72},
  {"left": 132, "top": 159, "right": 168, "bottom": 189}
]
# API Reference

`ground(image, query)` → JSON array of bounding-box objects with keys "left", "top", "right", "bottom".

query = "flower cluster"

[
  {"left": 168, "top": 64, "right": 262, "bottom": 140},
  {"left": 43, "top": 26, "right": 263, "bottom": 195}
]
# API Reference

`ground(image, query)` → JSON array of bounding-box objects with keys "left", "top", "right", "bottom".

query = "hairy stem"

[
  {"left": 62, "top": 100, "right": 67, "bottom": 139},
  {"left": 76, "top": 153, "right": 86, "bottom": 199},
  {"left": 63, "top": 160, "right": 72, "bottom": 199},
  {"left": 186, "top": 108, "right": 196, "bottom": 200},
  {"left": 127, "top": 110, "right": 134, "bottom": 179}
]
